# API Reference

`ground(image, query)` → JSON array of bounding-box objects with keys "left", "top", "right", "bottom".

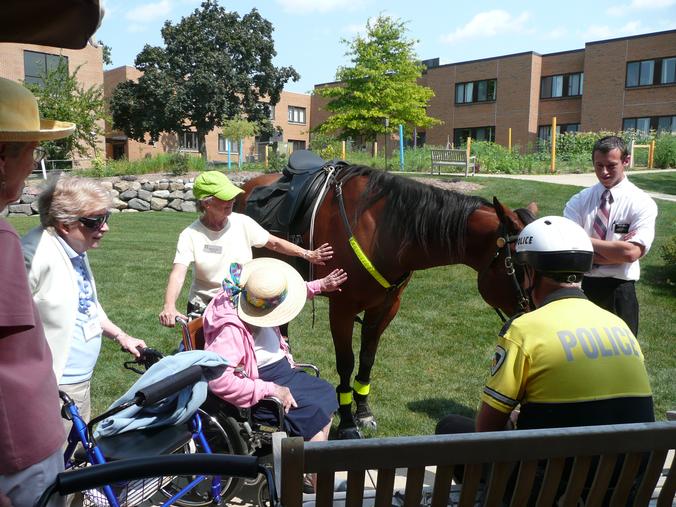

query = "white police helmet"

[{"left": 515, "top": 216, "right": 593, "bottom": 281}]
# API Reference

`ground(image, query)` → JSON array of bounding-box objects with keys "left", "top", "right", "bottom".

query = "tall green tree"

[
  {"left": 110, "top": 0, "right": 298, "bottom": 159},
  {"left": 26, "top": 61, "right": 107, "bottom": 161},
  {"left": 315, "top": 15, "right": 441, "bottom": 141}
]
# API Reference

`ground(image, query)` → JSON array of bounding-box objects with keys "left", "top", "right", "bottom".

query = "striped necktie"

[{"left": 592, "top": 189, "right": 612, "bottom": 239}]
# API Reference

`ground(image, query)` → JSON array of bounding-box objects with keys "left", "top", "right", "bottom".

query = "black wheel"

[{"left": 159, "top": 410, "right": 248, "bottom": 506}]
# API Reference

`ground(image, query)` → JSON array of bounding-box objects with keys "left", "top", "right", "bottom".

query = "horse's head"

[{"left": 477, "top": 197, "right": 538, "bottom": 321}]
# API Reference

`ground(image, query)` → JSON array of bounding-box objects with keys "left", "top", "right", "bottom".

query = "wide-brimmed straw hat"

[
  {"left": 0, "top": 77, "right": 76, "bottom": 141},
  {"left": 225, "top": 258, "right": 307, "bottom": 328}
]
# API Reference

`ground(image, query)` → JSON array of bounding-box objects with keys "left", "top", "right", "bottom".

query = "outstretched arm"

[
  {"left": 306, "top": 269, "right": 348, "bottom": 299},
  {"left": 265, "top": 235, "right": 333, "bottom": 266}
]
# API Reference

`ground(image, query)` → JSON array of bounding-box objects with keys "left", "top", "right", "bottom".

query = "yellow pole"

[
  {"left": 373, "top": 141, "right": 378, "bottom": 158},
  {"left": 288, "top": 143, "right": 293, "bottom": 156},
  {"left": 508, "top": 128, "right": 512, "bottom": 153},
  {"left": 550, "top": 117, "right": 557, "bottom": 173},
  {"left": 265, "top": 145, "right": 269, "bottom": 169},
  {"left": 342, "top": 140, "right": 346, "bottom": 160},
  {"left": 466, "top": 136, "right": 472, "bottom": 160},
  {"left": 649, "top": 140, "right": 655, "bottom": 169}
]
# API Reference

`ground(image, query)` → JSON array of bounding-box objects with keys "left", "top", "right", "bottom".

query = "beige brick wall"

[{"left": 0, "top": 42, "right": 105, "bottom": 163}]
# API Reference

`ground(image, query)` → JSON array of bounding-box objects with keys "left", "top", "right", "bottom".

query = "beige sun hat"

[
  {"left": 237, "top": 258, "right": 307, "bottom": 328},
  {"left": 0, "top": 77, "right": 76, "bottom": 141}
]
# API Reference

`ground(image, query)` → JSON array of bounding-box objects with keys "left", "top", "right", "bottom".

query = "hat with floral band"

[
  {"left": 222, "top": 258, "right": 307, "bottom": 328},
  {"left": 0, "top": 77, "right": 76, "bottom": 141}
]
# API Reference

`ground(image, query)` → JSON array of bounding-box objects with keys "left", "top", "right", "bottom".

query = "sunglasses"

[{"left": 78, "top": 211, "right": 111, "bottom": 231}]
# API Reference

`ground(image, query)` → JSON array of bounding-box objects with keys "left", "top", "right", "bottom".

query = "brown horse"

[{"left": 236, "top": 164, "right": 536, "bottom": 438}]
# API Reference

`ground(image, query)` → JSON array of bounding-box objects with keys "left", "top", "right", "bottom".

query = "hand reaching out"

[
  {"left": 318, "top": 268, "right": 347, "bottom": 293},
  {"left": 306, "top": 243, "right": 333, "bottom": 265}
]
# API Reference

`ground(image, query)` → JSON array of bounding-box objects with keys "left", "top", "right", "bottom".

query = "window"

[
  {"left": 269, "top": 104, "right": 276, "bottom": 121},
  {"left": 178, "top": 132, "right": 198, "bottom": 151},
  {"left": 455, "top": 79, "right": 496, "bottom": 104},
  {"left": 538, "top": 123, "right": 581, "bottom": 141},
  {"left": 453, "top": 126, "right": 494, "bottom": 146},
  {"left": 24, "top": 50, "right": 68, "bottom": 86},
  {"left": 623, "top": 115, "right": 676, "bottom": 134},
  {"left": 541, "top": 73, "right": 583, "bottom": 98},
  {"left": 288, "top": 106, "right": 306, "bottom": 124},
  {"left": 218, "top": 135, "right": 240, "bottom": 154},
  {"left": 626, "top": 56, "right": 676, "bottom": 87}
]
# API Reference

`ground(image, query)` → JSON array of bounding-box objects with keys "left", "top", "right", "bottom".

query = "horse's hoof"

[
  {"left": 337, "top": 426, "right": 363, "bottom": 440},
  {"left": 356, "top": 415, "right": 377, "bottom": 431}
]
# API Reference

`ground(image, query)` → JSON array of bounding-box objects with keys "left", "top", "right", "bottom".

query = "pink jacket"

[{"left": 203, "top": 280, "right": 321, "bottom": 408}]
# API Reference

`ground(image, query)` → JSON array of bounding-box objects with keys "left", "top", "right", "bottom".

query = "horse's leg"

[
  {"left": 353, "top": 291, "right": 404, "bottom": 430},
  {"left": 329, "top": 300, "right": 362, "bottom": 439}
]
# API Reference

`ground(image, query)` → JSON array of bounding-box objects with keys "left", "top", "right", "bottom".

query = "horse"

[{"left": 236, "top": 161, "right": 537, "bottom": 438}]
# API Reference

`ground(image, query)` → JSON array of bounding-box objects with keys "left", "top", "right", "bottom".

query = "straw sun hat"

[
  {"left": 0, "top": 77, "right": 75, "bottom": 141},
  {"left": 225, "top": 258, "right": 307, "bottom": 328}
]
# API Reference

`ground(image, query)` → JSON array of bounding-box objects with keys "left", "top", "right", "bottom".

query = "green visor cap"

[{"left": 193, "top": 171, "right": 244, "bottom": 201}]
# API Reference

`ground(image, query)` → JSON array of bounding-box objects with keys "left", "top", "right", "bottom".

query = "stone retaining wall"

[{"left": 3, "top": 174, "right": 254, "bottom": 217}]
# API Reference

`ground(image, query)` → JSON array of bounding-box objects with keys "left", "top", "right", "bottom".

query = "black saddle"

[{"left": 245, "top": 150, "right": 342, "bottom": 236}]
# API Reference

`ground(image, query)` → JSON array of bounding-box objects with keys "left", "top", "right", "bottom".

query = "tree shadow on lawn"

[
  {"left": 407, "top": 398, "right": 476, "bottom": 423},
  {"left": 640, "top": 263, "right": 676, "bottom": 298}
]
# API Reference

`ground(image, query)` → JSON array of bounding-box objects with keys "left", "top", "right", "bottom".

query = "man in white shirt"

[{"left": 564, "top": 136, "right": 658, "bottom": 336}]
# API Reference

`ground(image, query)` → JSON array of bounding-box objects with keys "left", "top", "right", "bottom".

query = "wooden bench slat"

[
  {"left": 536, "top": 457, "right": 566, "bottom": 505},
  {"left": 457, "top": 463, "right": 482, "bottom": 507},
  {"left": 633, "top": 449, "right": 668, "bottom": 506},
  {"left": 281, "top": 436, "right": 305, "bottom": 507},
  {"left": 483, "top": 461, "right": 515, "bottom": 505},
  {"left": 403, "top": 467, "right": 425, "bottom": 507},
  {"left": 508, "top": 460, "right": 538, "bottom": 506},
  {"left": 656, "top": 461, "right": 675, "bottom": 507},
  {"left": 560, "top": 455, "right": 592, "bottom": 507},
  {"left": 374, "top": 468, "right": 396, "bottom": 507},
  {"left": 315, "top": 471, "right": 335, "bottom": 507},
  {"left": 430, "top": 149, "right": 476, "bottom": 176},
  {"left": 430, "top": 465, "right": 454, "bottom": 507},
  {"left": 584, "top": 453, "right": 618, "bottom": 506},
  {"left": 346, "top": 469, "right": 366, "bottom": 507},
  {"left": 608, "top": 452, "right": 643, "bottom": 506}
]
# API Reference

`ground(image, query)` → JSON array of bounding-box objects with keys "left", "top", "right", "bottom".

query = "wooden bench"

[
  {"left": 275, "top": 422, "right": 676, "bottom": 506},
  {"left": 430, "top": 149, "right": 476, "bottom": 177}
]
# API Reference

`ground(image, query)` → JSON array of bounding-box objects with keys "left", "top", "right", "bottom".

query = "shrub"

[
  {"left": 168, "top": 152, "right": 190, "bottom": 176},
  {"left": 267, "top": 150, "right": 287, "bottom": 173},
  {"left": 653, "top": 134, "right": 676, "bottom": 168}
]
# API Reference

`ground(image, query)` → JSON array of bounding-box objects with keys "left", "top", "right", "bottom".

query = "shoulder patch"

[{"left": 491, "top": 345, "right": 507, "bottom": 376}]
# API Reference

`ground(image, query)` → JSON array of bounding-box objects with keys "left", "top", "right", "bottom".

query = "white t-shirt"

[
  {"left": 252, "top": 326, "right": 286, "bottom": 368},
  {"left": 564, "top": 177, "right": 657, "bottom": 281},
  {"left": 174, "top": 212, "right": 270, "bottom": 306}
]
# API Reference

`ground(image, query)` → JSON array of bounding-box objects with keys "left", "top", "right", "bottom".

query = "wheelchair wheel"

[{"left": 159, "top": 410, "right": 247, "bottom": 506}]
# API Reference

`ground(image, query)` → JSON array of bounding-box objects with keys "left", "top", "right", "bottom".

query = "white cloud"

[
  {"left": 127, "top": 24, "right": 148, "bottom": 33},
  {"left": 581, "top": 21, "right": 643, "bottom": 41},
  {"left": 439, "top": 10, "right": 532, "bottom": 44},
  {"left": 627, "top": 0, "right": 676, "bottom": 7},
  {"left": 274, "top": 0, "right": 365, "bottom": 14},
  {"left": 126, "top": 0, "right": 172, "bottom": 22},
  {"left": 545, "top": 27, "right": 568, "bottom": 39}
]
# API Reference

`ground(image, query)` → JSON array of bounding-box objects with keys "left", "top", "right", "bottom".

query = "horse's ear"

[
  {"left": 527, "top": 201, "right": 539, "bottom": 215},
  {"left": 492, "top": 196, "right": 521, "bottom": 232}
]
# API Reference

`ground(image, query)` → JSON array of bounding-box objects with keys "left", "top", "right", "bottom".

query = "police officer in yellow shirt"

[{"left": 477, "top": 216, "right": 654, "bottom": 432}]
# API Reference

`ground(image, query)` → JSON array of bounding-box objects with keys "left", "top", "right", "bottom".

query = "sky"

[{"left": 96, "top": 0, "right": 676, "bottom": 94}]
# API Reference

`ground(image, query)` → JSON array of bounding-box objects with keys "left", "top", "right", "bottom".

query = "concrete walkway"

[{"left": 473, "top": 168, "right": 676, "bottom": 202}]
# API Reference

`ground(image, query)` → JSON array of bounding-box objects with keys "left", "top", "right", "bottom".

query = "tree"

[
  {"left": 221, "top": 117, "right": 260, "bottom": 167},
  {"left": 315, "top": 15, "right": 441, "bottom": 142},
  {"left": 109, "top": 0, "right": 298, "bottom": 159},
  {"left": 100, "top": 41, "right": 113, "bottom": 66},
  {"left": 26, "top": 61, "right": 107, "bottom": 161}
]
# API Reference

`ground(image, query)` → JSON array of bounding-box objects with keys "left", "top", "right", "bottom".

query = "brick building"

[
  {"left": 0, "top": 41, "right": 105, "bottom": 164},
  {"left": 310, "top": 29, "right": 676, "bottom": 151},
  {"left": 103, "top": 66, "right": 311, "bottom": 163}
]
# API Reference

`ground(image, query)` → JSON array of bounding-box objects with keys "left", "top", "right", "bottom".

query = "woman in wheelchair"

[{"left": 203, "top": 258, "right": 345, "bottom": 448}]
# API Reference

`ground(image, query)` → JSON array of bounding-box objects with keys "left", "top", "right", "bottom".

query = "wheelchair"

[
  {"left": 176, "top": 316, "right": 321, "bottom": 505},
  {"left": 59, "top": 357, "right": 236, "bottom": 507}
]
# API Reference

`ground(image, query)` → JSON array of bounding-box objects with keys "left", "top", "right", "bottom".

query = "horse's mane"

[{"left": 341, "top": 165, "right": 491, "bottom": 260}]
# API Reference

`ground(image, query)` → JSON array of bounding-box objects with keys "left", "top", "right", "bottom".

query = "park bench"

[
  {"left": 430, "top": 149, "right": 476, "bottom": 177},
  {"left": 275, "top": 421, "right": 675, "bottom": 506}
]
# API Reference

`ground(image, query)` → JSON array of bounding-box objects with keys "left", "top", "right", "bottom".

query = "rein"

[{"left": 481, "top": 225, "right": 531, "bottom": 323}]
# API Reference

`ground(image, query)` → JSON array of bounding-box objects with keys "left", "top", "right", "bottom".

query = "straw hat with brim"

[
  {"left": 237, "top": 258, "right": 307, "bottom": 328},
  {"left": 0, "top": 77, "right": 76, "bottom": 142},
  {"left": 193, "top": 171, "right": 244, "bottom": 202}
]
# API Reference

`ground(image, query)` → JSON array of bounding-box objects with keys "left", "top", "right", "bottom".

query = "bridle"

[{"left": 479, "top": 223, "right": 532, "bottom": 323}]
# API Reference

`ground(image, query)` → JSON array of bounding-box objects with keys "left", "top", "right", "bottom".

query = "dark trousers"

[{"left": 582, "top": 277, "right": 639, "bottom": 337}]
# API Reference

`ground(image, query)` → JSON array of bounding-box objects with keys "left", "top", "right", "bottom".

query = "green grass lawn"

[
  {"left": 7, "top": 178, "right": 675, "bottom": 436},
  {"left": 628, "top": 172, "right": 676, "bottom": 196}
]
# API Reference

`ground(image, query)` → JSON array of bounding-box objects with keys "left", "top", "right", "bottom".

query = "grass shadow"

[
  {"left": 407, "top": 398, "right": 476, "bottom": 421},
  {"left": 640, "top": 263, "right": 676, "bottom": 298}
]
